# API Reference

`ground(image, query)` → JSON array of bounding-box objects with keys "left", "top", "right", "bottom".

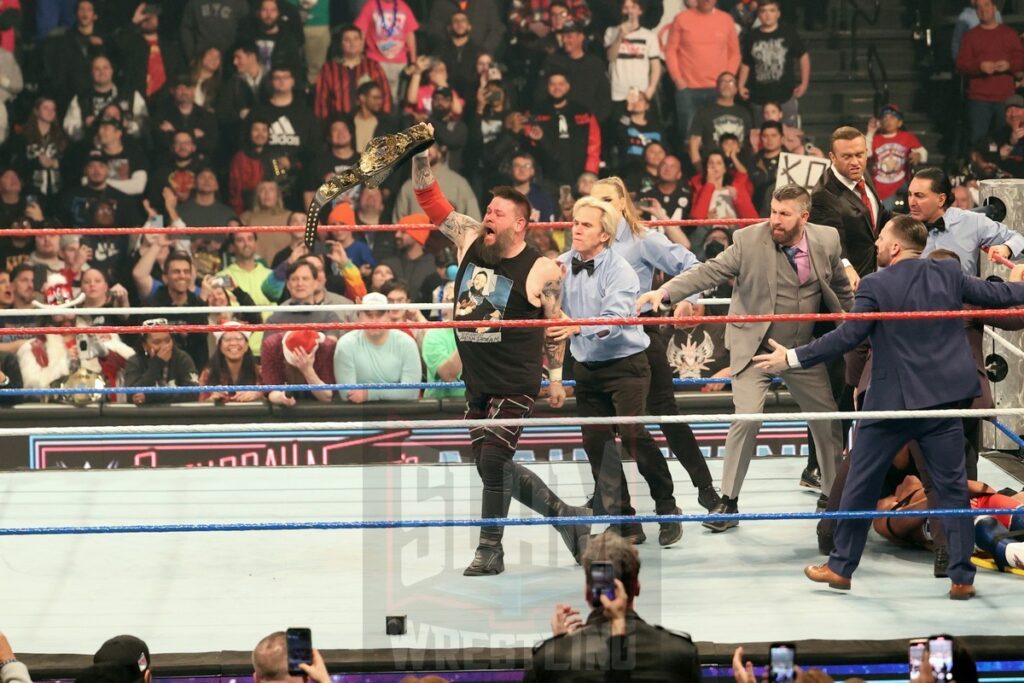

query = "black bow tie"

[
  {"left": 571, "top": 256, "right": 595, "bottom": 275},
  {"left": 925, "top": 217, "right": 946, "bottom": 233}
]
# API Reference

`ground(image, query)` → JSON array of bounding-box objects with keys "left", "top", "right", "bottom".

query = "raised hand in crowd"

[{"left": 550, "top": 603, "right": 583, "bottom": 636}]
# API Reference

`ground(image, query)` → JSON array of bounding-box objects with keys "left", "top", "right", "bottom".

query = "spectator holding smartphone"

[
  {"left": 251, "top": 632, "right": 333, "bottom": 683},
  {"left": 527, "top": 532, "right": 701, "bottom": 682}
]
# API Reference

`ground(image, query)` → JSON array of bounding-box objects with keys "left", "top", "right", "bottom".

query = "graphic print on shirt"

[
  {"left": 454, "top": 263, "right": 512, "bottom": 343},
  {"left": 667, "top": 329, "right": 716, "bottom": 378},
  {"left": 371, "top": 7, "right": 411, "bottom": 60},
  {"left": 874, "top": 140, "right": 912, "bottom": 186},
  {"left": 269, "top": 117, "right": 301, "bottom": 146},
  {"left": 751, "top": 37, "right": 787, "bottom": 82},
  {"left": 711, "top": 114, "right": 748, "bottom": 145}
]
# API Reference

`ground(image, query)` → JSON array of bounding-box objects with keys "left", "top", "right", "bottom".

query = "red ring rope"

[
  {"left": 0, "top": 218, "right": 761, "bottom": 238},
  {"left": 13, "top": 308, "right": 1024, "bottom": 337}
]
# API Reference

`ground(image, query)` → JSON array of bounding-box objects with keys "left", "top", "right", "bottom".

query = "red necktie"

[{"left": 855, "top": 179, "right": 876, "bottom": 233}]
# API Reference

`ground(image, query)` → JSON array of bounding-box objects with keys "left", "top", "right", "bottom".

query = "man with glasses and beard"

[{"left": 411, "top": 124, "right": 591, "bottom": 577}]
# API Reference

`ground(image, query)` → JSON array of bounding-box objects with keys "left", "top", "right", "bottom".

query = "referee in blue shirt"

[{"left": 548, "top": 196, "right": 683, "bottom": 547}]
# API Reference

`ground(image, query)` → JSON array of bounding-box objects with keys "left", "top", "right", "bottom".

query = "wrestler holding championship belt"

[{"left": 303, "top": 122, "right": 436, "bottom": 249}]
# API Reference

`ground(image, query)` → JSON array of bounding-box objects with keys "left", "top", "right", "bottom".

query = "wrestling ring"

[{"left": 1, "top": 217, "right": 1023, "bottom": 680}]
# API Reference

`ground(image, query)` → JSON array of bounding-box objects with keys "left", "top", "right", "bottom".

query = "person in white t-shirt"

[{"left": 604, "top": 0, "right": 664, "bottom": 104}]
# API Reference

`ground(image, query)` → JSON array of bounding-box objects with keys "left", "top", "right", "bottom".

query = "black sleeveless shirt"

[{"left": 453, "top": 238, "right": 544, "bottom": 395}]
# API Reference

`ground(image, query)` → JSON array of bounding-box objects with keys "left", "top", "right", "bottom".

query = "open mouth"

[{"left": 485, "top": 227, "right": 496, "bottom": 236}]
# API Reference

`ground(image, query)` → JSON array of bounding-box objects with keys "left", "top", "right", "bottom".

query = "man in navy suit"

[{"left": 753, "top": 214, "right": 1024, "bottom": 600}]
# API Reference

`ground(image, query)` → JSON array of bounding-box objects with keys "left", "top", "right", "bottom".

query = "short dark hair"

[
  {"left": 10, "top": 262, "right": 35, "bottom": 281},
  {"left": 286, "top": 259, "right": 318, "bottom": 280},
  {"left": 165, "top": 250, "right": 193, "bottom": 271},
  {"left": 760, "top": 120, "right": 784, "bottom": 135},
  {"left": 357, "top": 80, "right": 382, "bottom": 98},
  {"left": 830, "top": 125, "right": 865, "bottom": 151},
  {"left": 232, "top": 230, "right": 258, "bottom": 244},
  {"left": 490, "top": 186, "right": 532, "bottom": 224},
  {"left": 381, "top": 279, "right": 410, "bottom": 297},
  {"left": 582, "top": 532, "right": 641, "bottom": 600},
  {"left": 887, "top": 214, "right": 928, "bottom": 251},
  {"left": 912, "top": 166, "right": 953, "bottom": 207},
  {"left": 233, "top": 39, "right": 258, "bottom": 57},
  {"left": 338, "top": 23, "right": 362, "bottom": 39},
  {"left": 718, "top": 132, "right": 740, "bottom": 145},
  {"left": 772, "top": 184, "right": 811, "bottom": 213},
  {"left": 758, "top": 0, "right": 782, "bottom": 9}
]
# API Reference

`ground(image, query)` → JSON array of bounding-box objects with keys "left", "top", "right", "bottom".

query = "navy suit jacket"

[{"left": 795, "top": 258, "right": 1024, "bottom": 415}]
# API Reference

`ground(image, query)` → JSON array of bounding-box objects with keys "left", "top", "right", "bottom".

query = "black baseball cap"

[{"left": 94, "top": 635, "right": 151, "bottom": 674}]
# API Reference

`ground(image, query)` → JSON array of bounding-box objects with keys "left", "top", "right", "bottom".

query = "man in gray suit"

[{"left": 637, "top": 184, "right": 854, "bottom": 532}]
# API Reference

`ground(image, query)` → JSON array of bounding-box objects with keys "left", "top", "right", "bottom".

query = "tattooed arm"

[
  {"left": 412, "top": 149, "right": 480, "bottom": 260},
  {"left": 532, "top": 257, "right": 568, "bottom": 407}
]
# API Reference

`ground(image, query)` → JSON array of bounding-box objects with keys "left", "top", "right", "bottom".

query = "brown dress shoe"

[
  {"left": 804, "top": 563, "right": 851, "bottom": 590},
  {"left": 949, "top": 583, "right": 976, "bottom": 600}
]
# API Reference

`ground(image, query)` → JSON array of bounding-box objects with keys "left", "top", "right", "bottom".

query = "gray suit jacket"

[{"left": 663, "top": 221, "right": 855, "bottom": 372}]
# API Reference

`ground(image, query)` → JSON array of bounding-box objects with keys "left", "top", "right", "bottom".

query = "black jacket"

[
  {"left": 809, "top": 168, "right": 891, "bottom": 278},
  {"left": 122, "top": 346, "right": 199, "bottom": 404},
  {"left": 523, "top": 610, "right": 701, "bottom": 683}
]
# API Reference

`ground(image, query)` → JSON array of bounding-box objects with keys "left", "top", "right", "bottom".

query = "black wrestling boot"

[
  {"left": 697, "top": 485, "right": 722, "bottom": 512},
  {"left": 512, "top": 464, "right": 591, "bottom": 563},
  {"left": 658, "top": 508, "right": 684, "bottom": 546},
  {"left": 933, "top": 546, "right": 950, "bottom": 579},
  {"left": 817, "top": 527, "right": 835, "bottom": 555},
  {"left": 703, "top": 495, "right": 739, "bottom": 533},
  {"left": 464, "top": 489, "right": 510, "bottom": 576}
]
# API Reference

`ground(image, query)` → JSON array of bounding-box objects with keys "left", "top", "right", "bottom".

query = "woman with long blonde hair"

[{"left": 587, "top": 175, "right": 720, "bottom": 513}]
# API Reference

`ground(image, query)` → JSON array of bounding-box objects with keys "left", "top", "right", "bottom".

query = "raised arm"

[
  {"left": 412, "top": 148, "right": 480, "bottom": 262},
  {"left": 533, "top": 257, "right": 567, "bottom": 407}
]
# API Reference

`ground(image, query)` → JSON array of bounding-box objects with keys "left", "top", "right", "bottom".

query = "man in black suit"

[
  {"left": 524, "top": 532, "right": 702, "bottom": 683},
  {"left": 804, "top": 125, "right": 892, "bottom": 493},
  {"left": 810, "top": 125, "right": 890, "bottom": 289}
]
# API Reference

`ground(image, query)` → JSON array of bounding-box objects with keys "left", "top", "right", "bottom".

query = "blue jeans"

[
  {"left": 967, "top": 99, "right": 1004, "bottom": 144},
  {"left": 674, "top": 88, "right": 718, "bottom": 139}
]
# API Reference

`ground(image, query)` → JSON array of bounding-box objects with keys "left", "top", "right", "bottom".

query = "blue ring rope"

[
  {"left": 992, "top": 419, "right": 1024, "bottom": 449},
  {"left": 0, "top": 377, "right": 781, "bottom": 396},
  {"left": 0, "top": 508, "right": 1017, "bottom": 537}
]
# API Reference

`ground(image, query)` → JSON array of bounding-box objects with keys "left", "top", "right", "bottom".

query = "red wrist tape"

[{"left": 414, "top": 182, "right": 455, "bottom": 226}]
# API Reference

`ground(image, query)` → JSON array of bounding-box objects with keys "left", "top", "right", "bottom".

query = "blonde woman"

[{"left": 587, "top": 176, "right": 720, "bottom": 512}]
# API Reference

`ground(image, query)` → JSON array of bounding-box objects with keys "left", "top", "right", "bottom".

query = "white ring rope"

[
  {"left": 6, "top": 299, "right": 735, "bottom": 318},
  {"left": 5, "top": 407, "right": 1024, "bottom": 438},
  {"left": 984, "top": 326, "right": 1024, "bottom": 362}
]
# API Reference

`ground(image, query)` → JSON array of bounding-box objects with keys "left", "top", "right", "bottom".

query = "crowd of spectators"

[{"left": 0, "top": 0, "right": 1018, "bottom": 405}]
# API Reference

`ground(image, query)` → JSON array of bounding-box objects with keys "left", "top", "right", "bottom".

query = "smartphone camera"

[
  {"left": 769, "top": 644, "right": 796, "bottom": 683},
  {"left": 588, "top": 560, "right": 615, "bottom": 607},
  {"left": 285, "top": 628, "right": 312, "bottom": 676},
  {"left": 928, "top": 636, "right": 954, "bottom": 682},
  {"left": 909, "top": 639, "right": 927, "bottom": 681}
]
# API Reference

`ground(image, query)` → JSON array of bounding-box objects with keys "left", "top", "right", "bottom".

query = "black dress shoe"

[
  {"left": 463, "top": 542, "right": 504, "bottom": 576},
  {"left": 816, "top": 494, "right": 829, "bottom": 513},
  {"left": 934, "top": 546, "right": 949, "bottom": 578},
  {"left": 697, "top": 485, "right": 722, "bottom": 512},
  {"left": 658, "top": 508, "right": 683, "bottom": 546},
  {"left": 702, "top": 496, "right": 739, "bottom": 533},
  {"left": 800, "top": 467, "right": 821, "bottom": 490}
]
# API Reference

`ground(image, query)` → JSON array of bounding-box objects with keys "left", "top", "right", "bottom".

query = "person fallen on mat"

[
  {"left": 876, "top": 474, "right": 1024, "bottom": 572},
  {"left": 753, "top": 214, "right": 1024, "bottom": 600},
  {"left": 548, "top": 195, "right": 683, "bottom": 546},
  {"left": 123, "top": 320, "right": 200, "bottom": 405},
  {"left": 412, "top": 123, "right": 590, "bottom": 577},
  {"left": 526, "top": 532, "right": 702, "bottom": 683}
]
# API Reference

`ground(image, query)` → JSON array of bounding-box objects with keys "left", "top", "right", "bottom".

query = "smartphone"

[
  {"left": 928, "top": 636, "right": 954, "bottom": 682},
  {"left": 909, "top": 638, "right": 927, "bottom": 681},
  {"left": 286, "top": 628, "right": 312, "bottom": 676},
  {"left": 588, "top": 560, "right": 615, "bottom": 607},
  {"left": 769, "top": 643, "right": 796, "bottom": 683}
]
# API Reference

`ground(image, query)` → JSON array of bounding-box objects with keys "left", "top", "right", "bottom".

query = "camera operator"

[{"left": 525, "top": 532, "right": 701, "bottom": 683}]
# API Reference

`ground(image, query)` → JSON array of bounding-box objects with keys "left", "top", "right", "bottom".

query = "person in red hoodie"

[
  {"left": 689, "top": 150, "right": 758, "bottom": 221},
  {"left": 955, "top": 0, "right": 1024, "bottom": 143},
  {"left": 228, "top": 118, "right": 272, "bottom": 216}
]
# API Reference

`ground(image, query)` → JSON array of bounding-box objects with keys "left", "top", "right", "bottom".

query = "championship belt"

[{"left": 304, "top": 122, "right": 435, "bottom": 249}]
